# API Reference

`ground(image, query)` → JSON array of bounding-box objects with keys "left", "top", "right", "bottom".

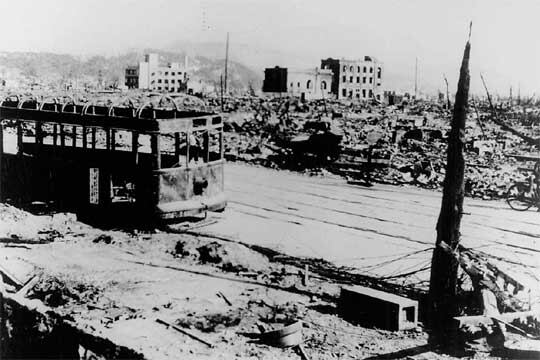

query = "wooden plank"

[
  {"left": 91, "top": 128, "right": 96, "bottom": 149},
  {"left": 0, "top": 263, "right": 24, "bottom": 288},
  {"left": 0, "top": 122, "right": 3, "bottom": 201},
  {"left": 106, "top": 129, "right": 111, "bottom": 151},
  {"left": 82, "top": 126, "right": 87, "bottom": 149},
  {"left": 72, "top": 125, "right": 77, "bottom": 147},
  {"left": 132, "top": 132, "right": 139, "bottom": 165},
  {"left": 16, "top": 275, "right": 40, "bottom": 297},
  {"left": 156, "top": 318, "right": 213, "bottom": 348},
  {"left": 204, "top": 131, "right": 210, "bottom": 163},
  {"left": 59, "top": 125, "right": 65, "bottom": 147},
  {"left": 111, "top": 129, "right": 116, "bottom": 151},
  {"left": 53, "top": 124, "right": 58, "bottom": 146},
  {"left": 16, "top": 120, "right": 23, "bottom": 156},
  {"left": 174, "top": 132, "right": 180, "bottom": 159},
  {"left": 186, "top": 132, "right": 190, "bottom": 167},
  {"left": 454, "top": 310, "right": 540, "bottom": 328}
]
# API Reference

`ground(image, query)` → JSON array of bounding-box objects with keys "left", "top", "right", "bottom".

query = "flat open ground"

[
  {"left": 205, "top": 163, "right": 539, "bottom": 291},
  {"left": 1, "top": 163, "right": 538, "bottom": 359}
]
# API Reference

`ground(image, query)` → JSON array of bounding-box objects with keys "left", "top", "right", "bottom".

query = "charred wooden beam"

[
  {"left": 132, "top": 132, "right": 139, "bottom": 165},
  {"left": 429, "top": 24, "right": 471, "bottom": 344}
]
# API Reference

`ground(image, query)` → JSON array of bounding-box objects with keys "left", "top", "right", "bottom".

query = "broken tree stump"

[{"left": 428, "top": 24, "right": 472, "bottom": 344}]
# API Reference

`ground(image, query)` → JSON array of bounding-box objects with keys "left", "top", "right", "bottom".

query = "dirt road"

[{"left": 199, "top": 163, "right": 540, "bottom": 291}]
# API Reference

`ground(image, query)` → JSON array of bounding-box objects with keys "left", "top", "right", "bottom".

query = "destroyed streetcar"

[{"left": 0, "top": 94, "right": 227, "bottom": 222}]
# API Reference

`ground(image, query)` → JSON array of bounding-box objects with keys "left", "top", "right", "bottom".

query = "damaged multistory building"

[
  {"left": 126, "top": 53, "right": 189, "bottom": 93},
  {"left": 321, "top": 56, "right": 383, "bottom": 101},
  {"left": 262, "top": 66, "right": 333, "bottom": 100}
]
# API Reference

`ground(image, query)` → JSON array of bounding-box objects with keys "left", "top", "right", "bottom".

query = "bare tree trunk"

[
  {"left": 444, "top": 75, "right": 451, "bottom": 110},
  {"left": 480, "top": 74, "right": 540, "bottom": 149},
  {"left": 428, "top": 27, "right": 471, "bottom": 345}
]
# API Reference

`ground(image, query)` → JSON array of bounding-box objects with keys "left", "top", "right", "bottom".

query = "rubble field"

[
  {"left": 218, "top": 97, "right": 539, "bottom": 201},
  {"left": 0, "top": 204, "right": 437, "bottom": 360}
]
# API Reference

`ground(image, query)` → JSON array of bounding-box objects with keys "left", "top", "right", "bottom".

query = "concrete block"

[{"left": 338, "top": 285, "right": 418, "bottom": 331}]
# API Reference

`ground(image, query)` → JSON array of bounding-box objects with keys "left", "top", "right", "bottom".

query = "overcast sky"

[{"left": 0, "top": 0, "right": 538, "bottom": 96}]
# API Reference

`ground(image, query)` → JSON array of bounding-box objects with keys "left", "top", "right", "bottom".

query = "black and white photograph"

[{"left": 0, "top": 0, "right": 539, "bottom": 359}]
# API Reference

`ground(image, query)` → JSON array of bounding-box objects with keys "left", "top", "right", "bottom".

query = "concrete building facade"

[
  {"left": 124, "top": 66, "right": 139, "bottom": 89},
  {"left": 321, "top": 57, "right": 383, "bottom": 101},
  {"left": 262, "top": 66, "right": 333, "bottom": 100},
  {"left": 129, "top": 53, "right": 189, "bottom": 93}
]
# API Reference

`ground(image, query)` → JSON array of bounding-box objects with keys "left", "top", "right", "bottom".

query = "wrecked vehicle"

[
  {"left": 286, "top": 119, "right": 343, "bottom": 163},
  {"left": 0, "top": 94, "right": 227, "bottom": 222}
]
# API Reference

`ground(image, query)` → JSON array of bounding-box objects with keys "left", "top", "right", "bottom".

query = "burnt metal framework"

[{"left": 0, "top": 94, "right": 226, "bottom": 221}]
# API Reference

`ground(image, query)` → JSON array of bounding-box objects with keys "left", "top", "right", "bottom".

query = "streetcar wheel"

[{"left": 506, "top": 184, "right": 534, "bottom": 211}]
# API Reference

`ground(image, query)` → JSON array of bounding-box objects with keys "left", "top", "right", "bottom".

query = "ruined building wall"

[{"left": 322, "top": 57, "right": 383, "bottom": 101}]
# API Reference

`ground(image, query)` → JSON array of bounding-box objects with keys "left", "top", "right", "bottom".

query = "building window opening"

[
  {"left": 342, "top": 89, "right": 346, "bottom": 97},
  {"left": 349, "top": 66, "right": 354, "bottom": 72},
  {"left": 369, "top": 89, "right": 373, "bottom": 98},
  {"left": 370, "top": 67, "right": 373, "bottom": 73},
  {"left": 362, "top": 89, "right": 367, "bottom": 98},
  {"left": 357, "top": 66, "right": 361, "bottom": 72},
  {"left": 362, "top": 77, "right": 366, "bottom": 84},
  {"left": 321, "top": 81, "right": 327, "bottom": 90},
  {"left": 363, "top": 66, "right": 367, "bottom": 73},
  {"left": 349, "top": 76, "right": 353, "bottom": 83},
  {"left": 377, "top": 68, "right": 382, "bottom": 79},
  {"left": 343, "top": 65, "right": 347, "bottom": 72},
  {"left": 342, "top": 76, "right": 346, "bottom": 82},
  {"left": 306, "top": 80, "right": 312, "bottom": 89},
  {"left": 369, "top": 77, "right": 373, "bottom": 84},
  {"left": 356, "top": 77, "right": 360, "bottom": 83},
  {"left": 297, "top": 82, "right": 300, "bottom": 88}
]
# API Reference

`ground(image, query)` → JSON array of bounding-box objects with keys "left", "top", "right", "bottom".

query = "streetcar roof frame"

[{"left": 0, "top": 98, "right": 222, "bottom": 134}]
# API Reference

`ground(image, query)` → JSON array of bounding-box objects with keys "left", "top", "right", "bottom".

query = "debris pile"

[
  {"left": 439, "top": 242, "right": 540, "bottom": 356},
  {"left": 175, "top": 237, "right": 271, "bottom": 273},
  {"left": 220, "top": 97, "right": 539, "bottom": 200}
]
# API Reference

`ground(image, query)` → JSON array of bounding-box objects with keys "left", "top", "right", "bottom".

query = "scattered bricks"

[{"left": 338, "top": 285, "right": 418, "bottom": 331}]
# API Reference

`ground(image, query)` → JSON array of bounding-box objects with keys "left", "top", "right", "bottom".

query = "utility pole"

[
  {"left": 224, "top": 32, "right": 229, "bottom": 94},
  {"left": 414, "top": 57, "right": 418, "bottom": 100},
  {"left": 220, "top": 74, "right": 224, "bottom": 111},
  {"left": 428, "top": 23, "right": 472, "bottom": 345}
]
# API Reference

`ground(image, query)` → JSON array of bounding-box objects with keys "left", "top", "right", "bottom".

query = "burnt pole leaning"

[{"left": 428, "top": 23, "right": 471, "bottom": 346}]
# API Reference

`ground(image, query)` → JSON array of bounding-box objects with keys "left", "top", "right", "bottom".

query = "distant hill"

[{"left": 0, "top": 50, "right": 263, "bottom": 91}]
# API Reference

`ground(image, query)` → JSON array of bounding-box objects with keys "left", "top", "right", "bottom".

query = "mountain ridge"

[{"left": 0, "top": 49, "right": 263, "bottom": 92}]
